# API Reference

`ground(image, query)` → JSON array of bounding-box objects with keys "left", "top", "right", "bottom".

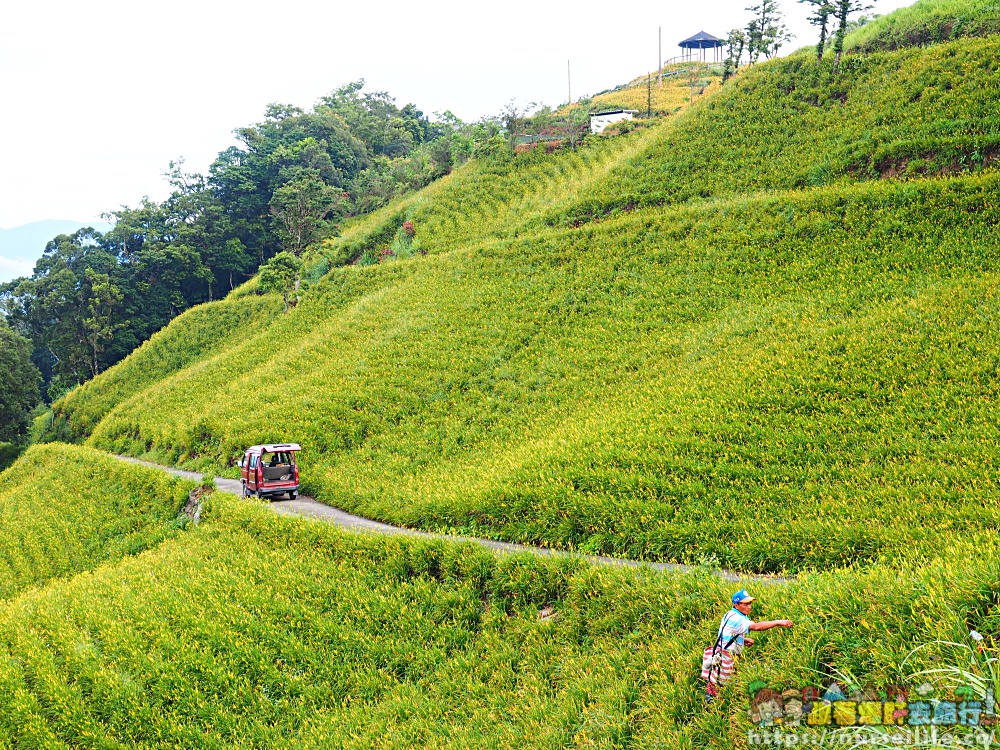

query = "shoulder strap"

[
  {"left": 713, "top": 612, "right": 734, "bottom": 650},
  {"left": 715, "top": 611, "right": 743, "bottom": 652}
]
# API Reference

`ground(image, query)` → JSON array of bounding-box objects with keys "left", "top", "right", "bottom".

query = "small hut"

[{"left": 679, "top": 31, "right": 723, "bottom": 62}]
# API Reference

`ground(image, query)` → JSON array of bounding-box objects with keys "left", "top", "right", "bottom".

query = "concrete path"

[{"left": 116, "top": 455, "right": 789, "bottom": 585}]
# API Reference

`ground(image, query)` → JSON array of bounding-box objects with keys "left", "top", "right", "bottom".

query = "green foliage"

[
  {"left": 830, "top": 0, "right": 874, "bottom": 69},
  {"left": 0, "top": 444, "right": 192, "bottom": 601},
  {"left": 0, "top": 492, "right": 724, "bottom": 747},
  {"left": 258, "top": 251, "right": 304, "bottom": 311},
  {"left": 0, "top": 317, "right": 40, "bottom": 443},
  {"left": 269, "top": 174, "right": 344, "bottom": 256},
  {"left": 745, "top": 0, "right": 794, "bottom": 63},
  {"left": 49, "top": 294, "right": 281, "bottom": 444},
  {"left": 0, "top": 85, "right": 493, "bottom": 401},
  {"left": 554, "top": 36, "right": 1000, "bottom": 225},
  {"left": 58, "top": 172, "right": 1000, "bottom": 574},
  {"left": 800, "top": 0, "right": 836, "bottom": 61},
  {"left": 50, "top": 28, "right": 1000, "bottom": 575},
  {"left": 27, "top": 408, "right": 51, "bottom": 445},
  {"left": 845, "top": 0, "right": 1000, "bottom": 51},
  {"left": 0, "top": 443, "right": 19, "bottom": 472},
  {"left": 2, "top": 488, "right": 1000, "bottom": 747},
  {"left": 5, "top": 7, "right": 1000, "bottom": 740}
]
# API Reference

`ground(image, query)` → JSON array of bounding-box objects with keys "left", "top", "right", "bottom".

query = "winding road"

[{"left": 116, "top": 455, "right": 788, "bottom": 586}]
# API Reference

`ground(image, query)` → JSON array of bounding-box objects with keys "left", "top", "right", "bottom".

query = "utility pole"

[
  {"left": 567, "top": 60, "right": 572, "bottom": 104},
  {"left": 658, "top": 27, "right": 663, "bottom": 87}
]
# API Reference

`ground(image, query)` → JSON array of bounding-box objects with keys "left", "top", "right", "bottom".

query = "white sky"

[{"left": 0, "top": 0, "right": 913, "bottom": 229}]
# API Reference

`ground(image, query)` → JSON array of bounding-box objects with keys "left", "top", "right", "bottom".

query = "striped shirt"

[{"left": 717, "top": 609, "right": 754, "bottom": 653}]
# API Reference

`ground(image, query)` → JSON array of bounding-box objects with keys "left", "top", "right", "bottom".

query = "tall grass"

[
  {"left": 3, "top": 484, "right": 1000, "bottom": 747},
  {"left": 59, "top": 172, "right": 1000, "bottom": 574},
  {"left": 846, "top": 0, "right": 1000, "bottom": 51},
  {"left": 552, "top": 36, "right": 1000, "bottom": 226},
  {"left": 0, "top": 444, "right": 192, "bottom": 601}
]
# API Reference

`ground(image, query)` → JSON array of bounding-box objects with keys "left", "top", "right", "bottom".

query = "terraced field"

[
  {"left": 579, "top": 63, "right": 723, "bottom": 116},
  {"left": 2, "top": 449, "right": 999, "bottom": 748},
  {"left": 48, "top": 19, "right": 1000, "bottom": 576},
  {"left": 0, "top": 444, "right": 192, "bottom": 601},
  {"left": 17, "top": 4, "right": 1000, "bottom": 743}
]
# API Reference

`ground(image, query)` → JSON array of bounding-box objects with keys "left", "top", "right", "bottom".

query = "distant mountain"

[{"left": 0, "top": 220, "right": 112, "bottom": 283}]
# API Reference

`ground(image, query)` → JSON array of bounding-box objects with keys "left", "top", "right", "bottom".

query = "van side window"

[{"left": 249, "top": 455, "right": 257, "bottom": 469}]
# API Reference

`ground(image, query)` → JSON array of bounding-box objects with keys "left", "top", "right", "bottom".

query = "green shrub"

[{"left": 0, "top": 443, "right": 20, "bottom": 472}]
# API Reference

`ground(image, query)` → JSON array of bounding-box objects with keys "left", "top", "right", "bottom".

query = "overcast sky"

[{"left": 0, "top": 0, "right": 913, "bottom": 230}]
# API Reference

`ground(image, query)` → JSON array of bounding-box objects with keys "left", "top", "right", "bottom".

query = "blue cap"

[{"left": 732, "top": 589, "right": 757, "bottom": 606}]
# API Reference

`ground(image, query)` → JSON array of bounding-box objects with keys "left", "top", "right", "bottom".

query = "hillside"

[
  {"left": 1, "top": 447, "right": 998, "bottom": 747},
  {"left": 846, "top": 0, "right": 1000, "bottom": 50},
  {"left": 578, "top": 63, "right": 723, "bottom": 117},
  {"left": 0, "top": 444, "right": 192, "bottom": 600},
  {"left": 51, "top": 32, "right": 1000, "bottom": 574},
  {"left": 13, "top": 0, "right": 1000, "bottom": 743}
]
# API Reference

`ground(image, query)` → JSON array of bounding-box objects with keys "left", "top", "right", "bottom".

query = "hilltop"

[{"left": 5, "top": 0, "right": 1000, "bottom": 745}]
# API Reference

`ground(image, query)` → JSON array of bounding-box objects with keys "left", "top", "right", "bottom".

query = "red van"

[{"left": 239, "top": 443, "right": 301, "bottom": 500}]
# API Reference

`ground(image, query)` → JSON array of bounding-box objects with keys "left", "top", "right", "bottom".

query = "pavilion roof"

[{"left": 679, "top": 31, "right": 723, "bottom": 49}]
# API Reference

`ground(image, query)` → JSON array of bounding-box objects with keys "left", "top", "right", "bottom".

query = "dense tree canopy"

[
  {"left": 0, "top": 317, "right": 41, "bottom": 443},
  {"left": 1, "top": 81, "right": 498, "bottom": 398}
]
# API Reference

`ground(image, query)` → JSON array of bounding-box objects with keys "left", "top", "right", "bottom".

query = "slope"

[
  {"left": 0, "top": 444, "right": 192, "bottom": 601},
  {"left": 50, "top": 17, "right": 1000, "bottom": 575},
  {"left": 1, "top": 481, "right": 999, "bottom": 747},
  {"left": 10, "top": 3, "right": 1000, "bottom": 745},
  {"left": 0, "top": 491, "right": 726, "bottom": 748},
  {"left": 550, "top": 35, "right": 1000, "bottom": 226}
]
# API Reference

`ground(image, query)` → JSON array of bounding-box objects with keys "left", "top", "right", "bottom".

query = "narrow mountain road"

[{"left": 115, "top": 455, "right": 789, "bottom": 586}]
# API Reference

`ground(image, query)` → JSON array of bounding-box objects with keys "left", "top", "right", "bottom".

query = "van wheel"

[
  {"left": 288, "top": 491, "right": 297, "bottom": 500},
  {"left": 241, "top": 482, "right": 248, "bottom": 498},
  {"left": 255, "top": 487, "right": 263, "bottom": 501}
]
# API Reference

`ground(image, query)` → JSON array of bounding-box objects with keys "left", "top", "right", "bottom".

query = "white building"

[{"left": 589, "top": 109, "right": 639, "bottom": 135}]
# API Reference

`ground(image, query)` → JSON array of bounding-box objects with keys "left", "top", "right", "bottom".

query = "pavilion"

[{"left": 679, "top": 31, "right": 723, "bottom": 62}]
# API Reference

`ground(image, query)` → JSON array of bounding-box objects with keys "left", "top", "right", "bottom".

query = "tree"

[
  {"left": 81, "top": 268, "right": 123, "bottom": 378},
  {"left": 800, "top": 0, "right": 836, "bottom": 61},
  {"left": 269, "top": 173, "right": 343, "bottom": 257},
  {"left": 499, "top": 99, "right": 531, "bottom": 150},
  {"left": 832, "top": 0, "right": 875, "bottom": 72},
  {"left": 1, "top": 83, "right": 498, "bottom": 402},
  {"left": 0, "top": 318, "right": 40, "bottom": 443},
  {"left": 257, "top": 252, "right": 303, "bottom": 312},
  {"left": 724, "top": 28, "right": 748, "bottom": 81},
  {"left": 745, "top": 0, "right": 793, "bottom": 63}
]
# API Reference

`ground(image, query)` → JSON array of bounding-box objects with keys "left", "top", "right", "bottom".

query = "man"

[{"left": 706, "top": 589, "right": 794, "bottom": 700}]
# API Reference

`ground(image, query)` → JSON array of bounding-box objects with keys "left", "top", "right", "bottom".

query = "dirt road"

[{"left": 115, "top": 455, "right": 788, "bottom": 585}]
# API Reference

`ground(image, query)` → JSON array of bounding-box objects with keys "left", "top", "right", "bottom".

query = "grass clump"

[
  {"left": 0, "top": 444, "right": 193, "bottom": 601},
  {"left": 846, "top": 0, "right": 1000, "bottom": 52}
]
